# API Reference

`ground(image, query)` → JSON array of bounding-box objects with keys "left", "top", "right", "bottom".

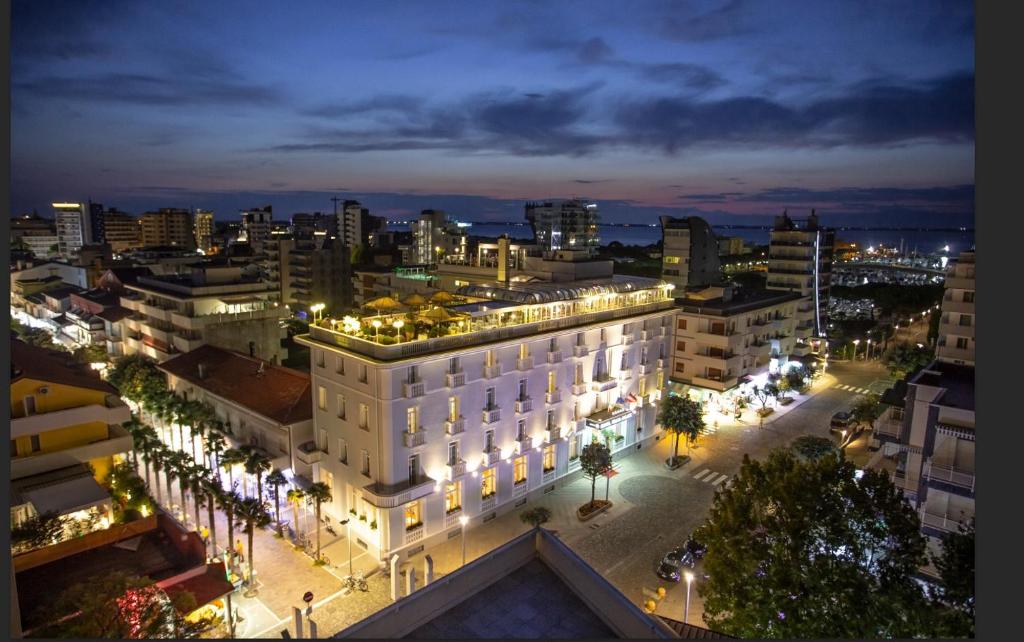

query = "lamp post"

[
  {"left": 852, "top": 339, "right": 860, "bottom": 361},
  {"left": 393, "top": 319, "right": 404, "bottom": 344},
  {"left": 459, "top": 515, "right": 469, "bottom": 566},
  {"left": 372, "top": 319, "right": 382, "bottom": 342},
  {"left": 340, "top": 518, "right": 353, "bottom": 576},
  {"left": 310, "top": 302, "right": 325, "bottom": 324},
  {"left": 684, "top": 571, "right": 694, "bottom": 624},
  {"left": 866, "top": 339, "right": 873, "bottom": 360}
]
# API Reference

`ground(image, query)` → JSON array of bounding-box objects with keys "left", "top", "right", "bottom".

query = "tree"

[
  {"left": 657, "top": 394, "right": 705, "bottom": 465},
  {"left": 20, "top": 327, "right": 57, "bottom": 348},
  {"left": 693, "top": 449, "right": 931, "bottom": 638},
  {"left": 785, "top": 365, "right": 808, "bottom": 392},
  {"left": 235, "top": 497, "right": 272, "bottom": 594},
  {"left": 205, "top": 429, "right": 227, "bottom": 479},
  {"left": 11, "top": 511, "right": 65, "bottom": 553},
  {"left": 220, "top": 448, "right": 246, "bottom": 492},
  {"left": 306, "top": 482, "right": 333, "bottom": 562},
  {"left": 789, "top": 435, "right": 839, "bottom": 461},
  {"left": 579, "top": 442, "right": 612, "bottom": 510},
  {"left": 776, "top": 375, "right": 792, "bottom": 399},
  {"left": 850, "top": 393, "right": 882, "bottom": 430},
  {"left": 751, "top": 384, "right": 776, "bottom": 411},
  {"left": 217, "top": 486, "right": 242, "bottom": 568},
  {"left": 200, "top": 475, "right": 221, "bottom": 559},
  {"left": 72, "top": 343, "right": 109, "bottom": 365},
  {"left": 243, "top": 448, "right": 272, "bottom": 505},
  {"left": 287, "top": 488, "right": 305, "bottom": 539},
  {"left": 519, "top": 507, "right": 552, "bottom": 528},
  {"left": 32, "top": 571, "right": 212, "bottom": 639},
  {"left": 265, "top": 470, "right": 288, "bottom": 537},
  {"left": 930, "top": 517, "right": 975, "bottom": 637},
  {"left": 886, "top": 343, "right": 934, "bottom": 380}
]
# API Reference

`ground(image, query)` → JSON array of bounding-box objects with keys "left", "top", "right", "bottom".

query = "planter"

[
  {"left": 779, "top": 397, "right": 795, "bottom": 406},
  {"left": 665, "top": 455, "right": 691, "bottom": 470},
  {"left": 577, "top": 500, "right": 612, "bottom": 521},
  {"left": 757, "top": 408, "right": 775, "bottom": 418}
]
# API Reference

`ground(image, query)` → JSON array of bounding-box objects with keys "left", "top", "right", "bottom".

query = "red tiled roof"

[
  {"left": 162, "top": 563, "right": 235, "bottom": 614},
  {"left": 10, "top": 339, "right": 118, "bottom": 395},
  {"left": 158, "top": 344, "right": 312, "bottom": 425}
]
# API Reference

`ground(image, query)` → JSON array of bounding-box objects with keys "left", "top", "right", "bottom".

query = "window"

[
  {"left": 11, "top": 439, "right": 18, "bottom": 457},
  {"left": 407, "top": 407, "right": 418, "bottom": 432},
  {"left": 576, "top": 332, "right": 584, "bottom": 346},
  {"left": 485, "top": 387, "right": 496, "bottom": 409},
  {"left": 677, "top": 319, "right": 687, "bottom": 330},
  {"left": 664, "top": 256, "right": 680, "bottom": 264},
  {"left": 405, "top": 500, "right": 422, "bottom": 530},
  {"left": 549, "top": 337, "right": 558, "bottom": 352},
  {"left": 319, "top": 428, "right": 329, "bottom": 453},
  {"left": 620, "top": 351, "right": 628, "bottom": 371},
  {"left": 543, "top": 444, "right": 556, "bottom": 472},
  {"left": 445, "top": 481, "right": 462, "bottom": 513},
  {"left": 547, "top": 371, "right": 556, "bottom": 394},
  {"left": 449, "top": 356, "right": 461, "bottom": 374},
  {"left": 448, "top": 441, "right": 460, "bottom": 465},
  {"left": 514, "top": 456, "right": 528, "bottom": 485},
  {"left": 336, "top": 355, "right": 345, "bottom": 374},
  {"left": 639, "top": 377, "right": 647, "bottom": 398},
  {"left": 640, "top": 346, "right": 648, "bottom": 364},
  {"left": 317, "top": 386, "right": 327, "bottom": 410},
  {"left": 337, "top": 394, "right": 346, "bottom": 419},
  {"left": 361, "top": 450, "right": 370, "bottom": 476},
  {"left": 574, "top": 363, "right": 583, "bottom": 385},
  {"left": 518, "top": 379, "right": 528, "bottom": 401},
  {"left": 517, "top": 419, "right": 527, "bottom": 440},
  {"left": 573, "top": 401, "right": 581, "bottom": 421},
  {"left": 408, "top": 365, "right": 419, "bottom": 383},
  {"left": 956, "top": 337, "right": 969, "bottom": 349},
  {"left": 358, "top": 364, "right": 368, "bottom": 383},
  {"left": 959, "top": 314, "right": 972, "bottom": 327},
  {"left": 481, "top": 468, "right": 496, "bottom": 499},
  {"left": 408, "top": 454, "right": 420, "bottom": 481},
  {"left": 316, "top": 351, "right": 325, "bottom": 368},
  {"left": 546, "top": 409, "right": 556, "bottom": 429},
  {"left": 359, "top": 403, "right": 369, "bottom": 430},
  {"left": 484, "top": 429, "right": 495, "bottom": 453},
  {"left": 448, "top": 396, "right": 460, "bottom": 422},
  {"left": 600, "top": 328, "right": 606, "bottom": 342},
  {"left": 31, "top": 434, "right": 41, "bottom": 453},
  {"left": 23, "top": 395, "right": 36, "bottom": 416},
  {"left": 675, "top": 362, "right": 686, "bottom": 373},
  {"left": 657, "top": 372, "right": 664, "bottom": 389},
  {"left": 659, "top": 344, "right": 666, "bottom": 360},
  {"left": 339, "top": 438, "right": 348, "bottom": 464},
  {"left": 569, "top": 433, "right": 581, "bottom": 461},
  {"left": 963, "top": 291, "right": 974, "bottom": 303}
]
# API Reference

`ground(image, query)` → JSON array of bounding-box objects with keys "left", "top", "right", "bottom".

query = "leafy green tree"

[
  {"left": 306, "top": 482, "right": 333, "bottom": 562},
  {"left": 72, "top": 343, "right": 109, "bottom": 365},
  {"left": 850, "top": 393, "right": 882, "bottom": 430},
  {"left": 930, "top": 517, "right": 975, "bottom": 637},
  {"left": 287, "top": 487, "right": 306, "bottom": 538},
  {"left": 776, "top": 375, "right": 792, "bottom": 399},
  {"left": 11, "top": 511, "right": 65, "bottom": 553},
  {"left": 243, "top": 448, "right": 273, "bottom": 505},
  {"left": 693, "top": 449, "right": 930, "bottom": 638},
  {"left": 656, "top": 394, "right": 705, "bottom": 464},
  {"left": 32, "top": 571, "right": 212, "bottom": 639},
  {"left": 519, "top": 506, "right": 552, "bottom": 528},
  {"left": 19, "top": 327, "right": 57, "bottom": 348},
  {"left": 751, "top": 384, "right": 776, "bottom": 411},
  {"left": 579, "top": 441, "right": 612, "bottom": 510},
  {"left": 886, "top": 343, "right": 934, "bottom": 380},
  {"left": 789, "top": 435, "right": 839, "bottom": 461}
]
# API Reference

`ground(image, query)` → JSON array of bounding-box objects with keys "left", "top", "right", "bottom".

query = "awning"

[
  {"left": 163, "top": 563, "right": 236, "bottom": 614},
  {"left": 21, "top": 473, "right": 110, "bottom": 516},
  {"left": 586, "top": 406, "right": 633, "bottom": 427},
  {"left": 602, "top": 468, "right": 619, "bottom": 479}
]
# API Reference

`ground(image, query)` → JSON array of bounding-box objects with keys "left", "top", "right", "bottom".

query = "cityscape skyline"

[{"left": 12, "top": 1, "right": 974, "bottom": 226}]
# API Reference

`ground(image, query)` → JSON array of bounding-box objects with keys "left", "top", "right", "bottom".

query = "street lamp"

[
  {"left": 852, "top": 339, "right": 860, "bottom": 360},
  {"left": 310, "top": 302, "right": 325, "bottom": 323},
  {"left": 684, "top": 571, "right": 695, "bottom": 624},
  {"left": 393, "top": 319, "right": 404, "bottom": 344},
  {"left": 866, "top": 339, "right": 872, "bottom": 360},
  {"left": 372, "top": 319, "right": 382, "bottom": 341},
  {"left": 459, "top": 515, "right": 469, "bottom": 566}
]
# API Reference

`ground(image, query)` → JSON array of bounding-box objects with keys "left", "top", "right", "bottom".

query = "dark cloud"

[
  {"left": 306, "top": 95, "right": 423, "bottom": 118},
  {"left": 577, "top": 37, "right": 615, "bottom": 64},
  {"left": 678, "top": 192, "right": 744, "bottom": 201},
  {"left": 736, "top": 185, "right": 974, "bottom": 205},
  {"left": 574, "top": 179, "right": 614, "bottom": 184},
  {"left": 659, "top": 0, "right": 755, "bottom": 42},
  {"left": 639, "top": 63, "right": 725, "bottom": 90},
  {"left": 11, "top": 0, "right": 132, "bottom": 63}
]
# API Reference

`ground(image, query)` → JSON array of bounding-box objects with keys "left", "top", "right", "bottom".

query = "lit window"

[
  {"left": 407, "top": 407, "right": 418, "bottom": 432},
  {"left": 359, "top": 403, "right": 369, "bottom": 430},
  {"left": 445, "top": 481, "right": 462, "bottom": 513},
  {"left": 481, "top": 468, "right": 496, "bottom": 499},
  {"left": 337, "top": 394, "right": 346, "bottom": 419},
  {"left": 514, "top": 456, "right": 528, "bottom": 485},
  {"left": 317, "top": 386, "right": 327, "bottom": 410},
  {"left": 405, "top": 500, "right": 422, "bottom": 530},
  {"left": 547, "top": 371, "right": 556, "bottom": 394},
  {"left": 448, "top": 396, "right": 459, "bottom": 422},
  {"left": 361, "top": 450, "right": 370, "bottom": 476},
  {"left": 543, "top": 444, "right": 555, "bottom": 472}
]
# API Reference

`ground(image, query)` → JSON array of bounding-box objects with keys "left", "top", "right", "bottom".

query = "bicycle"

[{"left": 344, "top": 572, "right": 368, "bottom": 592}]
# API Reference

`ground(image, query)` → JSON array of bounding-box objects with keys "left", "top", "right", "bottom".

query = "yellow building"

[{"left": 10, "top": 340, "right": 132, "bottom": 526}]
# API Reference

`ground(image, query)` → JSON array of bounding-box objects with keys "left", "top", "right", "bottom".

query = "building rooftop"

[
  {"left": 880, "top": 379, "right": 909, "bottom": 408},
  {"left": 158, "top": 344, "right": 312, "bottom": 425},
  {"left": 10, "top": 339, "right": 118, "bottom": 394},
  {"left": 676, "top": 287, "right": 804, "bottom": 316},
  {"left": 42, "top": 285, "right": 85, "bottom": 300},
  {"left": 457, "top": 275, "right": 664, "bottom": 305},
  {"left": 912, "top": 361, "right": 975, "bottom": 411},
  {"left": 96, "top": 305, "right": 133, "bottom": 323}
]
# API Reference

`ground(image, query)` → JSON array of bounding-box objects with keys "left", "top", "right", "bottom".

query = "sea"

[{"left": 389, "top": 222, "right": 975, "bottom": 256}]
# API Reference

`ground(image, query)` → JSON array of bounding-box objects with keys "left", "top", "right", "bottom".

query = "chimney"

[
  {"left": 497, "top": 235, "right": 510, "bottom": 284},
  {"left": 198, "top": 363, "right": 207, "bottom": 379}
]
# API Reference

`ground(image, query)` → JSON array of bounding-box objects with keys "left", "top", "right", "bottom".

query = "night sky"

[{"left": 11, "top": 1, "right": 974, "bottom": 226}]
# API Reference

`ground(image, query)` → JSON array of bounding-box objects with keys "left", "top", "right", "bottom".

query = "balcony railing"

[
  {"left": 445, "top": 460, "right": 466, "bottom": 480},
  {"left": 573, "top": 345, "right": 589, "bottom": 358},
  {"left": 484, "top": 363, "right": 503, "bottom": 379},
  {"left": 482, "top": 407, "right": 501, "bottom": 424},
  {"left": 11, "top": 396, "right": 131, "bottom": 439},
  {"left": 545, "top": 390, "right": 561, "bottom": 404},
  {"left": 403, "top": 429, "right": 427, "bottom": 448},
  {"left": 445, "top": 417, "right": 466, "bottom": 435},
  {"left": 571, "top": 383, "right": 589, "bottom": 395},
  {"left": 446, "top": 371, "right": 466, "bottom": 388},
  {"left": 403, "top": 381, "right": 425, "bottom": 398},
  {"left": 515, "top": 398, "right": 533, "bottom": 414},
  {"left": 545, "top": 426, "right": 561, "bottom": 442},
  {"left": 516, "top": 356, "right": 534, "bottom": 371},
  {"left": 296, "top": 440, "right": 323, "bottom": 466},
  {"left": 923, "top": 462, "right": 975, "bottom": 491},
  {"left": 546, "top": 350, "right": 563, "bottom": 364},
  {"left": 482, "top": 448, "right": 500, "bottom": 467},
  {"left": 640, "top": 329, "right": 653, "bottom": 341},
  {"left": 516, "top": 436, "right": 533, "bottom": 454},
  {"left": 919, "top": 508, "right": 970, "bottom": 534},
  {"left": 622, "top": 334, "right": 635, "bottom": 346},
  {"left": 638, "top": 363, "right": 653, "bottom": 375},
  {"left": 592, "top": 375, "right": 618, "bottom": 392}
]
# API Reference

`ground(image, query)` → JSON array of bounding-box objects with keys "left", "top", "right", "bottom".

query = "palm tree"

[
  {"left": 185, "top": 464, "right": 207, "bottom": 533},
  {"left": 164, "top": 451, "right": 186, "bottom": 521},
  {"left": 265, "top": 470, "right": 288, "bottom": 537},
  {"left": 217, "top": 486, "right": 242, "bottom": 568},
  {"left": 236, "top": 497, "right": 272, "bottom": 594},
  {"left": 244, "top": 450, "right": 273, "bottom": 506},
  {"left": 206, "top": 429, "right": 227, "bottom": 477},
  {"left": 287, "top": 488, "right": 305, "bottom": 540},
  {"left": 305, "top": 482, "right": 333, "bottom": 562},
  {"left": 220, "top": 448, "right": 246, "bottom": 492},
  {"left": 149, "top": 445, "right": 166, "bottom": 505},
  {"left": 124, "top": 417, "right": 145, "bottom": 472},
  {"left": 200, "top": 475, "right": 221, "bottom": 559}
]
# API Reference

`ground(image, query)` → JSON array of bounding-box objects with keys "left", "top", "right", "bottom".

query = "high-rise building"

[
  {"left": 139, "top": 208, "right": 195, "bottom": 248},
  {"left": 410, "top": 209, "right": 467, "bottom": 265},
  {"left": 194, "top": 209, "right": 214, "bottom": 253},
  {"left": 10, "top": 214, "right": 59, "bottom": 259},
  {"left": 525, "top": 199, "right": 600, "bottom": 256},
  {"left": 659, "top": 216, "right": 723, "bottom": 291},
  {"left": 53, "top": 202, "right": 88, "bottom": 259},
  {"left": 87, "top": 201, "right": 105, "bottom": 245},
  {"left": 240, "top": 206, "right": 273, "bottom": 251},
  {"left": 298, "top": 276, "right": 676, "bottom": 562},
  {"left": 766, "top": 211, "right": 834, "bottom": 350},
  {"left": 291, "top": 212, "right": 336, "bottom": 239},
  {"left": 102, "top": 209, "right": 142, "bottom": 253},
  {"left": 267, "top": 236, "right": 353, "bottom": 314},
  {"left": 935, "top": 251, "right": 975, "bottom": 366}
]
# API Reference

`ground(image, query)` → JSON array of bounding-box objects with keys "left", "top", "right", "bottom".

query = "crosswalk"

[
  {"left": 833, "top": 383, "right": 873, "bottom": 395},
  {"left": 692, "top": 468, "right": 730, "bottom": 486}
]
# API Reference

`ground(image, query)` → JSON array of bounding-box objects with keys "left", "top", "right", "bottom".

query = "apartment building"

[
  {"left": 10, "top": 214, "right": 59, "bottom": 259},
  {"left": 266, "top": 236, "right": 353, "bottom": 315},
  {"left": 54, "top": 202, "right": 89, "bottom": 259},
  {"left": 659, "top": 215, "right": 723, "bottom": 290},
  {"left": 241, "top": 206, "right": 274, "bottom": 252},
  {"left": 337, "top": 200, "right": 387, "bottom": 250},
  {"left": 409, "top": 209, "right": 468, "bottom": 266},
  {"left": 669, "top": 286, "right": 804, "bottom": 402},
  {"left": 872, "top": 250, "right": 975, "bottom": 577},
  {"left": 119, "top": 263, "right": 288, "bottom": 363},
  {"left": 766, "top": 211, "right": 834, "bottom": 349},
  {"left": 10, "top": 340, "right": 132, "bottom": 526},
  {"left": 139, "top": 208, "right": 195, "bottom": 248},
  {"left": 297, "top": 276, "right": 675, "bottom": 562},
  {"left": 102, "top": 209, "right": 142, "bottom": 253},
  {"left": 525, "top": 199, "right": 600, "bottom": 257},
  {"left": 194, "top": 209, "right": 214, "bottom": 253}
]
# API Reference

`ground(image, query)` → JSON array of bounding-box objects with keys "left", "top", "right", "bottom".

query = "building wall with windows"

[
  {"left": 299, "top": 305, "right": 674, "bottom": 561},
  {"left": 935, "top": 251, "right": 975, "bottom": 367},
  {"left": 766, "top": 211, "right": 834, "bottom": 345}
]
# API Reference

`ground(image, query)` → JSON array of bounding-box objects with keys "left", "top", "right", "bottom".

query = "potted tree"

[
  {"left": 657, "top": 394, "right": 705, "bottom": 469},
  {"left": 577, "top": 442, "right": 613, "bottom": 520}
]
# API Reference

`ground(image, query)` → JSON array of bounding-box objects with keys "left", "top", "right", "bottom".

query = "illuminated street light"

[
  {"left": 460, "top": 515, "right": 470, "bottom": 566},
  {"left": 310, "top": 302, "right": 325, "bottom": 323},
  {"left": 684, "top": 571, "right": 695, "bottom": 624},
  {"left": 393, "top": 319, "right": 404, "bottom": 344},
  {"left": 372, "top": 319, "right": 382, "bottom": 341}
]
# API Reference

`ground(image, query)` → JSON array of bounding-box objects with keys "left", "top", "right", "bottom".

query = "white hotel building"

[{"left": 297, "top": 276, "right": 675, "bottom": 561}]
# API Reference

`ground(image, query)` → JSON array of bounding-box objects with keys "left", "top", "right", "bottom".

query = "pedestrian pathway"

[
  {"left": 691, "top": 468, "right": 729, "bottom": 486},
  {"left": 832, "top": 383, "right": 873, "bottom": 394}
]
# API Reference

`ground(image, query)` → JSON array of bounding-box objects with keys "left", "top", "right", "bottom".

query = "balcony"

[
  {"left": 875, "top": 418, "right": 902, "bottom": 440},
  {"left": 405, "top": 523, "right": 424, "bottom": 544},
  {"left": 403, "top": 381, "right": 425, "bottom": 398},
  {"left": 445, "top": 460, "right": 467, "bottom": 481},
  {"left": 482, "top": 407, "right": 501, "bottom": 424},
  {"left": 573, "top": 345, "right": 589, "bottom": 358},
  {"left": 944, "top": 275, "right": 974, "bottom": 290},
  {"left": 361, "top": 475, "right": 436, "bottom": 510},
  {"left": 516, "top": 436, "right": 533, "bottom": 454},
  {"left": 482, "top": 448, "right": 501, "bottom": 467},
  {"left": 571, "top": 382, "right": 589, "bottom": 395},
  {"left": 622, "top": 333, "right": 635, "bottom": 346},
  {"left": 295, "top": 440, "right": 323, "bottom": 466},
  {"left": 691, "top": 375, "right": 739, "bottom": 391},
  {"left": 515, "top": 398, "right": 533, "bottom": 414},
  {"left": 546, "top": 350, "right": 563, "bottom": 364},
  {"left": 545, "top": 426, "right": 561, "bottom": 442},
  {"left": 942, "top": 298, "right": 974, "bottom": 315},
  {"left": 919, "top": 508, "right": 971, "bottom": 534},
  {"left": 939, "top": 321, "right": 973, "bottom": 339},
  {"left": 545, "top": 390, "right": 561, "bottom": 404},
  {"left": 445, "top": 371, "right": 466, "bottom": 388},
  {"left": 794, "top": 324, "right": 813, "bottom": 339},
  {"left": 638, "top": 363, "right": 653, "bottom": 375},
  {"left": 592, "top": 375, "right": 618, "bottom": 392},
  {"left": 749, "top": 342, "right": 772, "bottom": 358},
  {"left": 445, "top": 417, "right": 466, "bottom": 435},
  {"left": 657, "top": 358, "right": 666, "bottom": 370},
  {"left": 10, "top": 423, "right": 133, "bottom": 480},
  {"left": 936, "top": 345, "right": 974, "bottom": 363},
  {"left": 516, "top": 356, "right": 534, "bottom": 371},
  {"left": 403, "top": 429, "right": 427, "bottom": 448},
  {"left": 11, "top": 395, "right": 131, "bottom": 439},
  {"left": 923, "top": 462, "right": 975, "bottom": 493},
  {"left": 640, "top": 329, "right": 653, "bottom": 341},
  {"left": 484, "top": 363, "right": 503, "bottom": 379},
  {"left": 444, "top": 508, "right": 464, "bottom": 528}
]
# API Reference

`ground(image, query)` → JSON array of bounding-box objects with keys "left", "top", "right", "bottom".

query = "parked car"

[
  {"left": 684, "top": 536, "right": 707, "bottom": 560},
  {"left": 830, "top": 411, "right": 852, "bottom": 429},
  {"left": 656, "top": 547, "right": 693, "bottom": 582}
]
